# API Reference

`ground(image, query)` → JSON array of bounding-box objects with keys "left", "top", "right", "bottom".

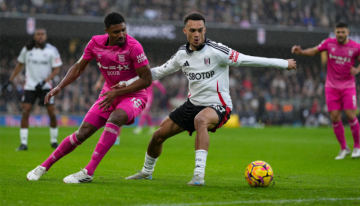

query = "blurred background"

[{"left": 0, "top": 0, "right": 360, "bottom": 128}]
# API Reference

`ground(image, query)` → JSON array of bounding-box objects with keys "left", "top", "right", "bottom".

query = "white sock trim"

[
  {"left": 142, "top": 153, "right": 158, "bottom": 174},
  {"left": 50, "top": 127, "right": 58, "bottom": 143}
]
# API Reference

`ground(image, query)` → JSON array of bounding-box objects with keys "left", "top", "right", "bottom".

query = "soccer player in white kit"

[
  {"left": 123, "top": 12, "right": 297, "bottom": 186},
  {"left": 3, "top": 28, "right": 62, "bottom": 151}
]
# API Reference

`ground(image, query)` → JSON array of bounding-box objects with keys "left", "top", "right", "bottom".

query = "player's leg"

[
  {"left": 82, "top": 109, "right": 127, "bottom": 177},
  {"left": 187, "top": 107, "right": 219, "bottom": 186},
  {"left": 27, "top": 115, "right": 103, "bottom": 181},
  {"left": 17, "top": 103, "right": 33, "bottom": 151},
  {"left": 126, "top": 116, "right": 185, "bottom": 179},
  {"left": 330, "top": 110, "right": 350, "bottom": 159},
  {"left": 344, "top": 109, "right": 360, "bottom": 158},
  {"left": 42, "top": 89, "right": 58, "bottom": 148},
  {"left": 342, "top": 87, "right": 360, "bottom": 158},
  {"left": 326, "top": 88, "right": 350, "bottom": 159},
  {"left": 45, "top": 105, "right": 58, "bottom": 148}
]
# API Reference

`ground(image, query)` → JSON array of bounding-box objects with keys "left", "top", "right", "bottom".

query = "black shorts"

[
  {"left": 169, "top": 99, "right": 231, "bottom": 136},
  {"left": 21, "top": 90, "right": 54, "bottom": 106}
]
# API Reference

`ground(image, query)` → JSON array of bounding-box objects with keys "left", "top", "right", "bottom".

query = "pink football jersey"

[
  {"left": 318, "top": 38, "right": 360, "bottom": 88},
  {"left": 83, "top": 34, "right": 149, "bottom": 95}
]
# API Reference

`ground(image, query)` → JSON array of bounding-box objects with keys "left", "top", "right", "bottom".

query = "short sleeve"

[
  {"left": 130, "top": 43, "right": 149, "bottom": 69},
  {"left": 317, "top": 38, "right": 329, "bottom": 52},
  {"left": 17, "top": 47, "right": 27, "bottom": 63},
  {"left": 82, "top": 39, "right": 95, "bottom": 61},
  {"left": 50, "top": 47, "right": 63, "bottom": 68}
]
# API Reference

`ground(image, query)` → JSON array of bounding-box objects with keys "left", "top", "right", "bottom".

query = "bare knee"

[
  {"left": 194, "top": 115, "right": 207, "bottom": 130},
  {"left": 151, "top": 130, "right": 166, "bottom": 145},
  {"left": 22, "top": 108, "right": 31, "bottom": 119},
  {"left": 108, "top": 110, "right": 128, "bottom": 127},
  {"left": 76, "top": 124, "right": 97, "bottom": 142}
]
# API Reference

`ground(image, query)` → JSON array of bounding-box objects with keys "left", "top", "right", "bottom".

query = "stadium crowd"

[
  {"left": 1, "top": 0, "right": 360, "bottom": 28},
  {"left": 2, "top": 52, "right": 359, "bottom": 127}
]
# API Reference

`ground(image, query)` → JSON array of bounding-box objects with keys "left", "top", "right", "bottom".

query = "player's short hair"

[
  {"left": 104, "top": 12, "right": 125, "bottom": 28},
  {"left": 335, "top": 22, "right": 348, "bottom": 28},
  {"left": 184, "top": 12, "right": 205, "bottom": 25}
]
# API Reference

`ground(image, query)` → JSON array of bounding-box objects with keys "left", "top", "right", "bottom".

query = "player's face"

[
  {"left": 105, "top": 23, "right": 127, "bottom": 46},
  {"left": 34, "top": 29, "right": 47, "bottom": 45},
  {"left": 183, "top": 20, "right": 206, "bottom": 50},
  {"left": 335, "top": 27, "right": 349, "bottom": 44}
]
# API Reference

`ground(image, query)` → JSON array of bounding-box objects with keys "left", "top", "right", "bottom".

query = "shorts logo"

[
  {"left": 211, "top": 105, "right": 226, "bottom": 113},
  {"left": 131, "top": 98, "right": 142, "bottom": 108},
  {"left": 118, "top": 55, "right": 125, "bottom": 62}
]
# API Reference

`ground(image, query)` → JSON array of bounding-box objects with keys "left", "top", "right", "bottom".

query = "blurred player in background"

[
  {"left": 133, "top": 80, "right": 166, "bottom": 135},
  {"left": 27, "top": 12, "right": 152, "bottom": 183},
  {"left": 292, "top": 22, "right": 360, "bottom": 160},
  {"left": 123, "top": 12, "right": 297, "bottom": 186},
  {"left": 2, "top": 28, "right": 62, "bottom": 151},
  {"left": 94, "top": 75, "right": 121, "bottom": 145}
]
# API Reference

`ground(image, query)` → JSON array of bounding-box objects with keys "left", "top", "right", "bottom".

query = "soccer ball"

[{"left": 245, "top": 160, "right": 273, "bottom": 187}]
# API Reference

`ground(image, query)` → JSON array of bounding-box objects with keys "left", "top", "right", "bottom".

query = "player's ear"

[
  {"left": 104, "top": 28, "right": 108, "bottom": 34},
  {"left": 183, "top": 28, "right": 187, "bottom": 35},
  {"left": 204, "top": 27, "right": 206, "bottom": 34}
]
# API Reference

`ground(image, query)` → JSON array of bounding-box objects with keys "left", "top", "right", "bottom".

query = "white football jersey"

[
  {"left": 17, "top": 43, "right": 62, "bottom": 91},
  {"left": 151, "top": 39, "right": 288, "bottom": 110}
]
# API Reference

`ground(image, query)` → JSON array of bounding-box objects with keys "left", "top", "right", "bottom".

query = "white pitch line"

[{"left": 138, "top": 197, "right": 360, "bottom": 206}]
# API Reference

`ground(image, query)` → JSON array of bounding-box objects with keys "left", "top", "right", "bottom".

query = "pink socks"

[
  {"left": 348, "top": 118, "right": 360, "bottom": 148},
  {"left": 41, "top": 133, "right": 82, "bottom": 171},
  {"left": 85, "top": 122, "right": 119, "bottom": 176},
  {"left": 332, "top": 121, "right": 347, "bottom": 150}
]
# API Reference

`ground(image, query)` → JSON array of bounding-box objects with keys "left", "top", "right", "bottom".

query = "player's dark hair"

[
  {"left": 184, "top": 12, "right": 205, "bottom": 25},
  {"left": 336, "top": 22, "right": 348, "bottom": 28},
  {"left": 26, "top": 28, "right": 46, "bottom": 50},
  {"left": 104, "top": 12, "right": 125, "bottom": 28}
]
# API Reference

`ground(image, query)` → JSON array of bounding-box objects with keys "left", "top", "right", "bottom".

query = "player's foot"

[
  {"left": 148, "top": 127, "right": 156, "bottom": 135},
  {"left": 352, "top": 148, "right": 360, "bottom": 159},
  {"left": 16, "top": 144, "right": 28, "bottom": 151},
  {"left": 114, "top": 136, "right": 120, "bottom": 145},
  {"left": 187, "top": 174, "right": 205, "bottom": 186},
  {"left": 125, "top": 171, "right": 152, "bottom": 180},
  {"left": 27, "top": 165, "right": 46, "bottom": 181},
  {"left": 51, "top": 143, "right": 59, "bottom": 149},
  {"left": 335, "top": 147, "right": 351, "bottom": 160},
  {"left": 63, "top": 168, "right": 93, "bottom": 184},
  {"left": 133, "top": 127, "right": 142, "bottom": 135}
]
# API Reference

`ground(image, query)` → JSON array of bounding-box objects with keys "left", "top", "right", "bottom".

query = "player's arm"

[
  {"left": 112, "top": 53, "right": 182, "bottom": 89},
  {"left": 44, "top": 57, "right": 90, "bottom": 104},
  {"left": 44, "top": 67, "right": 60, "bottom": 83},
  {"left": 2, "top": 62, "right": 25, "bottom": 93},
  {"left": 291, "top": 45, "right": 320, "bottom": 56},
  {"left": 350, "top": 63, "right": 360, "bottom": 76},
  {"left": 94, "top": 75, "right": 105, "bottom": 90},
  {"left": 98, "top": 64, "right": 152, "bottom": 110}
]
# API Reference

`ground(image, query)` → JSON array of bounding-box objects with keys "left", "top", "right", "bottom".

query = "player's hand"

[
  {"left": 35, "top": 81, "right": 46, "bottom": 92},
  {"left": 1, "top": 81, "right": 11, "bottom": 94},
  {"left": 111, "top": 82, "right": 126, "bottom": 89},
  {"left": 286, "top": 59, "right": 297, "bottom": 70},
  {"left": 98, "top": 90, "right": 119, "bottom": 111},
  {"left": 350, "top": 66, "right": 359, "bottom": 76},
  {"left": 291, "top": 45, "right": 302, "bottom": 55},
  {"left": 44, "top": 86, "right": 61, "bottom": 105}
]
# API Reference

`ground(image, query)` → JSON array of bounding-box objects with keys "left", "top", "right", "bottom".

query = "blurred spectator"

[{"left": 1, "top": 0, "right": 360, "bottom": 28}]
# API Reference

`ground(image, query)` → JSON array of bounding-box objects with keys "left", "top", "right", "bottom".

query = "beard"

[{"left": 36, "top": 41, "right": 46, "bottom": 49}]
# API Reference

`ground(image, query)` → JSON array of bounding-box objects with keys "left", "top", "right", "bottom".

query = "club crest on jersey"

[
  {"left": 118, "top": 55, "right": 125, "bottom": 62},
  {"left": 204, "top": 58, "right": 211, "bottom": 66}
]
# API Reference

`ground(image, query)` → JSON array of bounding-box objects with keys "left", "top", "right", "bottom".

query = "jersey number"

[{"left": 131, "top": 98, "right": 142, "bottom": 108}]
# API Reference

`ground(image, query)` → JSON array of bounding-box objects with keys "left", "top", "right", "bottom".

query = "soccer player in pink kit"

[
  {"left": 292, "top": 22, "right": 360, "bottom": 159},
  {"left": 133, "top": 80, "right": 166, "bottom": 134},
  {"left": 26, "top": 12, "right": 152, "bottom": 183}
]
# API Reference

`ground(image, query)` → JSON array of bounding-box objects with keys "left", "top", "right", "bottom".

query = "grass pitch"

[{"left": 0, "top": 126, "right": 360, "bottom": 206}]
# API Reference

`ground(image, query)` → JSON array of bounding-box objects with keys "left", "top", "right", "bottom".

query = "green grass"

[{"left": 1, "top": 127, "right": 360, "bottom": 206}]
